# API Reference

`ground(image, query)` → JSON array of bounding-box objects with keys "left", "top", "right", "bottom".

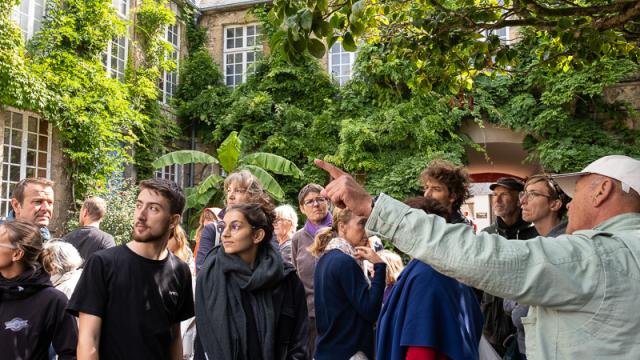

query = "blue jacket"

[
  {"left": 314, "top": 249, "right": 386, "bottom": 360},
  {"left": 377, "top": 259, "right": 483, "bottom": 360}
]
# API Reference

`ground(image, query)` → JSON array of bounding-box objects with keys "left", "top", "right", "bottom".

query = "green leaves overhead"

[{"left": 271, "top": 0, "right": 640, "bottom": 92}]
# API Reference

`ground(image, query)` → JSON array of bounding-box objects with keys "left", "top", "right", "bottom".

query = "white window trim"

[
  {"left": 0, "top": 108, "right": 53, "bottom": 217},
  {"left": 103, "top": 36, "right": 129, "bottom": 82},
  {"left": 328, "top": 42, "right": 357, "bottom": 86},
  {"left": 155, "top": 163, "right": 184, "bottom": 188},
  {"left": 223, "top": 23, "right": 262, "bottom": 88},
  {"left": 12, "top": 0, "right": 48, "bottom": 40},
  {"left": 159, "top": 22, "right": 180, "bottom": 104}
]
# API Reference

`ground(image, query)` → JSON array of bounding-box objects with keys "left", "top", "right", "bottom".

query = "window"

[
  {"left": 102, "top": 0, "right": 129, "bottom": 82},
  {"left": 102, "top": 36, "right": 128, "bottom": 82},
  {"left": 329, "top": 42, "right": 357, "bottom": 86},
  {"left": 486, "top": 27, "right": 510, "bottom": 44},
  {"left": 159, "top": 23, "right": 180, "bottom": 104},
  {"left": 223, "top": 24, "right": 262, "bottom": 88},
  {"left": 12, "top": 0, "right": 47, "bottom": 40},
  {"left": 112, "top": 0, "right": 128, "bottom": 18},
  {"left": 155, "top": 164, "right": 184, "bottom": 188},
  {"left": 0, "top": 110, "right": 52, "bottom": 217}
]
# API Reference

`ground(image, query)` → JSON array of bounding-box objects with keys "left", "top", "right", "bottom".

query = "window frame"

[
  {"left": 159, "top": 22, "right": 181, "bottom": 104},
  {"left": 223, "top": 23, "right": 262, "bottom": 88},
  {"left": 328, "top": 41, "right": 357, "bottom": 86},
  {"left": 0, "top": 108, "right": 53, "bottom": 217},
  {"left": 155, "top": 163, "right": 184, "bottom": 188},
  {"left": 12, "top": 0, "right": 48, "bottom": 40}
]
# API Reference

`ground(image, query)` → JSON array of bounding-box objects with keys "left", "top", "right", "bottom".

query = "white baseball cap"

[{"left": 552, "top": 155, "right": 640, "bottom": 198}]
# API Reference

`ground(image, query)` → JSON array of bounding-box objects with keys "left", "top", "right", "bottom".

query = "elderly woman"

[
  {"left": 41, "top": 240, "right": 84, "bottom": 299},
  {"left": 274, "top": 204, "right": 298, "bottom": 263},
  {"left": 195, "top": 170, "right": 271, "bottom": 272}
]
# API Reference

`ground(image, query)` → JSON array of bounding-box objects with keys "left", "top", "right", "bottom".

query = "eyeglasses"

[
  {"left": 519, "top": 190, "right": 553, "bottom": 202},
  {"left": 302, "top": 197, "right": 328, "bottom": 207},
  {"left": 0, "top": 243, "right": 17, "bottom": 250},
  {"left": 274, "top": 218, "right": 291, "bottom": 225}
]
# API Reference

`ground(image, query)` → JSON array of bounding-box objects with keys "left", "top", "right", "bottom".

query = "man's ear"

[
  {"left": 11, "top": 198, "right": 20, "bottom": 215},
  {"left": 593, "top": 178, "right": 614, "bottom": 207},
  {"left": 253, "top": 228, "right": 265, "bottom": 244},
  {"left": 550, "top": 199, "right": 562, "bottom": 212},
  {"left": 12, "top": 247, "right": 24, "bottom": 262}
]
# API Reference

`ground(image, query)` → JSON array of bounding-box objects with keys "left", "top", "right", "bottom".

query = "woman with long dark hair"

[
  {"left": 0, "top": 220, "right": 77, "bottom": 359},
  {"left": 195, "top": 203, "right": 308, "bottom": 359}
]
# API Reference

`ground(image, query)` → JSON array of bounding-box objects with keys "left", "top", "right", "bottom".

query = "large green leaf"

[
  {"left": 241, "top": 153, "right": 303, "bottom": 178},
  {"left": 217, "top": 131, "right": 241, "bottom": 173},
  {"left": 186, "top": 186, "right": 220, "bottom": 209},
  {"left": 240, "top": 165, "right": 285, "bottom": 201},
  {"left": 152, "top": 150, "right": 218, "bottom": 169},
  {"left": 196, "top": 174, "right": 224, "bottom": 195}
]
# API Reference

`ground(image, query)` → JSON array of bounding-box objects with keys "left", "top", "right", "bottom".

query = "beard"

[{"left": 131, "top": 221, "right": 172, "bottom": 243}]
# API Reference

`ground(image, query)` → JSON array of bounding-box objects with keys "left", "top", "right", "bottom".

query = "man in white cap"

[{"left": 314, "top": 155, "right": 640, "bottom": 359}]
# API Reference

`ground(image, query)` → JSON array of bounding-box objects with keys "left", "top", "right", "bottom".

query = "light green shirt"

[{"left": 366, "top": 194, "right": 640, "bottom": 359}]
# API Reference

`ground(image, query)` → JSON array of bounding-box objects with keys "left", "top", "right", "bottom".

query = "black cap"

[{"left": 489, "top": 177, "right": 524, "bottom": 192}]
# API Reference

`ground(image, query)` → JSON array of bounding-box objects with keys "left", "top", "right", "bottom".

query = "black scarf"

[
  {"left": 196, "top": 244, "right": 290, "bottom": 360},
  {"left": 0, "top": 268, "right": 52, "bottom": 301}
]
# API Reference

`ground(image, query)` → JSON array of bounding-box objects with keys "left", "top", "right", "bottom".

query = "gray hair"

[
  {"left": 41, "top": 240, "right": 83, "bottom": 275},
  {"left": 275, "top": 204, "right": 298, "bottom": 232}
]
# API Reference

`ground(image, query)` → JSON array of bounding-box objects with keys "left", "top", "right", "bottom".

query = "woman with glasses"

[
  {"left": 274, "top": 204, "right": 298, "bottom": 263},
  {"left": 195, "top": 203, "right": 309, "bottom": 359},
  {"left": 504, "top": 175, "right": 571, "bottom": 359},
  {"left": 0, "top": 220, "right": 77, "bottom": 359},
  {"left": 195, "top": 170, "right": 272, "bottom": 272},
  {"left": 310, "top": 207, "right": 386, "bottom": 360},
  {"left": 291, "top": 183, "right": 333, "bottom": 358}
]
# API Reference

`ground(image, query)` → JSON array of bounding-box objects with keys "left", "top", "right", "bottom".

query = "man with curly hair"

[{"left": 420, "top": 159, "right": 473, "bottom": 225}]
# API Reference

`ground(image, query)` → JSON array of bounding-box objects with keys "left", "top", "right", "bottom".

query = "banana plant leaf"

[
  {"left": 241, "top": 152, "right": 303, "bottom": 178},
  {"left": 240, "top": 164, "right": 285, "bottom": 201},
  {"left": 217, "top": 131, "right": 241, "bottom": 173},
  {"left": 152, "top": 150, "right": 218, "bottom": 169}
]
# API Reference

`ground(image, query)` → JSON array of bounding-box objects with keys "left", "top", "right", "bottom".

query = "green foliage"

[
  {"left": 66, "top": 178, "right": 139, "bottom": 245},
  {"left": 470, "top": 38, "right": 640, "bottom": 172},
  {"left": 0, "top": 0, "right": 50, "bottom": 111},
  {"left": 271, "top": 0, "right": 640, "bottom": 92},
  {"left": 154, "top": 131, "right": 303, "bottom": 208},
  {"left": 27, "top": 0, "right": 139, "bottom": 198}
]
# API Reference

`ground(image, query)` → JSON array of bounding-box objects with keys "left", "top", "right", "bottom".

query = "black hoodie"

[{"left": 0, "top": 268, "right": 77, "bottom": 359}]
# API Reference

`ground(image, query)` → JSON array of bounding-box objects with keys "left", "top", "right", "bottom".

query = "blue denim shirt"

[{"left": 366, "top": 194, "right": 640, "bottom": 359}]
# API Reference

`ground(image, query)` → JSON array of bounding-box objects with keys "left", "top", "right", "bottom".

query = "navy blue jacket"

[
  {"left": 314, "top": 249, "right": 386, "bottom": 360},
  {"left": 377, "top": 259, "right": 483, "bottom": 360}
]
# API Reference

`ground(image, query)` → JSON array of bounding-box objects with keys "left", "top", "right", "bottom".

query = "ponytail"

[
  {"left": 308, "top": 207, "right": 354, "bottom": 257},
  {"left": 308, "top": 227, "right": 336, "bottom": 257}
]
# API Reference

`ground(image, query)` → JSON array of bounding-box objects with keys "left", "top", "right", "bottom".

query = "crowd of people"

[{"left": 0, "top": 154, "right": 638, "bottom": 360}]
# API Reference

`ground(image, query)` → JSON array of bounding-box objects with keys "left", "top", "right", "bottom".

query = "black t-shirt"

[
  {"left": 62, "top": 226, "right": 116, "bottom": 267},
  {"left": 67, "top": 244, "right": 194, "bottom": 360}
]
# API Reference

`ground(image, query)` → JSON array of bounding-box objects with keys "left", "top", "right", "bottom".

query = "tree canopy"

[{"left": 270, "top": 0, "right": 640, "bottom": 92}]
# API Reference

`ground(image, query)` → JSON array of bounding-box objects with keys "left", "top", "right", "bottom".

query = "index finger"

[{"left": 314, "top": 159, "right": 348, "bottom": 180}]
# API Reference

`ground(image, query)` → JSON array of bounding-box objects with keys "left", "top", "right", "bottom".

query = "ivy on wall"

[{"left": 0, "top": 0, "right": 185, "bottom": 202}]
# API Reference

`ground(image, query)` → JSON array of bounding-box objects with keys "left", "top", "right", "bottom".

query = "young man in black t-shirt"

[{"left": 67, "top": 179, "right": 194, "bottom": 360}]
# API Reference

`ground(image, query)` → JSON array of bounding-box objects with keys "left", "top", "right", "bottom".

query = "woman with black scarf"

[
  {"left": 195, "top": 203, "right": 309, "bottom": 360},
  {"left": 0, "top": 220, "right": 78, "bottom": 359}
]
